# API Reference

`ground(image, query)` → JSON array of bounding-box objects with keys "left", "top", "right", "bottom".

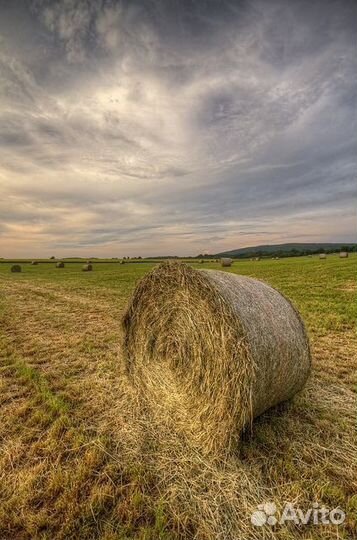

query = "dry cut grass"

[{"left": 0, "top": 257, "right": 356, "bottom": 539}]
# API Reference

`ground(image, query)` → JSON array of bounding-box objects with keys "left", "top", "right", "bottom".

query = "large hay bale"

[
  {"left": 56, "top": 261, "right": 65, "bottom": 268},
  {"left": 221, "top": 257, "right": 232, "bottom": 267},
  {"left": 82, "top": 263, "right": 93, "bottom": 272},
  {"left": 319, "top": 253, "right": 327, "bottom": 259},
  {"left": 122, "top": 262, "right": 311, "bottom": 455},
  {"left": 339, "top": 251, "right": 348, "bottom": 258},
  {"left": 11, "top": 264, "right": 21, "bottom": 273}
]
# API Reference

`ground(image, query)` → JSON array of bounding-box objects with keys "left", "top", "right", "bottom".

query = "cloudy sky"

[{"left": 0, "top": 0, "right": 356, "bottom": 257}]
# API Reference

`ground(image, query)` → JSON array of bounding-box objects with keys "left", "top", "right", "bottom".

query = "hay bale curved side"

[
  {"left": 122, "top": 262, "right": 310, "bottom": 454},
  {"left": 221, "top": 257, "right": 232, "bottom": 267},
  {"left": 11, "top": 264, "right": 22, "bottom": 273},
  {"left": 201, "top": 269, "right": 311, "bottom": 419}
]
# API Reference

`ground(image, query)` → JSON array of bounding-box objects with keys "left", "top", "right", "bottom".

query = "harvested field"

[{"left": 0, "top": 255, "right": 356, "bottom": 539}]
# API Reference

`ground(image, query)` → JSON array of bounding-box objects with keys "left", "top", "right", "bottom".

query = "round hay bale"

[
  {"left": 339, "top": 251, "right": 348, "bottom": 258},
  {"left": 82, "top": 263, "right": 93, "bottom": 272},
  {"left": 56, "top": 261, "right": 65, "bottom": 268},
  {"left": 122, "top": 262, "right": 311, "bottom": 455},
  {"left": 11, "top": 264, "right": 22, "bottom": 273},
  {"left": 31, "top": 261, "right": 38, "bottom": 265},
  {"left": 221, "top": 257, "right": 232, "bottom": 267},
  {"left": 319, "top": 253, "right": 327, "bottom": 259}
]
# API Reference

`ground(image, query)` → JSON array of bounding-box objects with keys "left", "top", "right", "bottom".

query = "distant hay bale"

[
  {"left": 319, "top": 253, "right": 327, "bottom": 259},
  {"left": 221, "top": 257, "right": 232, "bottom": 267},
  {"left": 56, "top": 261, "right": 65, "bottom": 268},
  {"left": 339, "top": 251, "right": 348, "bottom": 258},
  {"left": 120, "top": 260, "right": 126, "bottom": 264},
  {"left": 11, "top": 264, "right": 21, "bottom": 273},
  {"left": 82, "top": 263, "right": 93, "bottom": 272},
  {"left": 31, "top": 261, "right": 38, "bottom": 265},
  {"left": 122, "top": 262, "right": 311, "bottom": 455}
]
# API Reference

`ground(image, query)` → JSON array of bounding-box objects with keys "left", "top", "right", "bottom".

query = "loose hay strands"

[
  {"left": 122, "top": 262, "right": 311, "bottom": 457},
  {"left": 11, "top": 264, "right": 21, "bottom": 273}
]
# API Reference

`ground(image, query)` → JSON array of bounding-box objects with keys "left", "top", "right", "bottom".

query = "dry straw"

[
  {"left": 339, "top": 251, "right": 348, "bottom": 258},
  {"left": 82, "top": 263, "right": 93, "bottom": 272},
  {"left": 319, "top": 253, "right": 327, "bottom": 259},
  {"left": 221, "top": 257, "right": 232, "bottom": 267},
  {"left": 122, "top": 262, "right": 311, "bottom": 455},
  {"left": 11, "top": 264, "right": 21, "bottom": 273}
]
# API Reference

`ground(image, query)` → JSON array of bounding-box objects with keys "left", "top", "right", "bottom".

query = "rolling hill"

[{"left": 214, "top": 242, "right": 356, "bottom": 258}]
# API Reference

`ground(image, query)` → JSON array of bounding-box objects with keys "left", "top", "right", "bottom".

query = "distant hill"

[{"left": 213, "top": 243, "right": 357, "bottom": 259}]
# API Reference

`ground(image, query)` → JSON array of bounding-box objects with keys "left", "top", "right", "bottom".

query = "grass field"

[{"left": 0, "top": 256, "right": 356, "bottom": 539}]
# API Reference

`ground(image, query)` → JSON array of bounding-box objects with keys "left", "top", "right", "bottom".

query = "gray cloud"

[{"left": 0, "top": 0, "right": 356, "bottom": 257}]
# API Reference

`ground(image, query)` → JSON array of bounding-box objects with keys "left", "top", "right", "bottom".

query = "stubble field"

[{"left": 0, "top": 256, "right": 356, "bottom": 540}]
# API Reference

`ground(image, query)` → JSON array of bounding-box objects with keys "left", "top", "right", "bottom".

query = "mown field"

[{"left": 0, "top": 256, "right": 356, "bottom": 540}]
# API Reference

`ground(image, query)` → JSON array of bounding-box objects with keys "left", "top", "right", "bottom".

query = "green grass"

[{"left": 1, "top": 254, "right": 355, "bottom": 333}]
